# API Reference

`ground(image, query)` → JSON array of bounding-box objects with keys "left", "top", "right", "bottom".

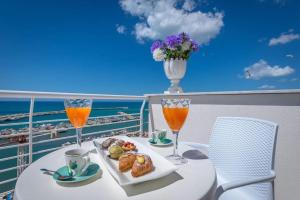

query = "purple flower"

[
  {"left": 151, "top": 40, "right": 163, "bottom": 53},
  {"left": 179, "top": 32, "right": 190, "bottom": 42},
  {"left": 165, "top": 35, "right": 181, "bottom": 49},
  {"left": 191, "top": 40, "right": 199, "bottom": 51}
]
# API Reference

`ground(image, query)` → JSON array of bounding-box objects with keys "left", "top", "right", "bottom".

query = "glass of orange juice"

[
  {"left": 64, "top": 99, "right": 92, "bottom": 147},
  {"left": 161, "top": 98, "right": 190, "bottom": 164}
]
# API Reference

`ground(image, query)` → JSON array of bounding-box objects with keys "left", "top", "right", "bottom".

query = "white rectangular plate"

[{"left": 94, "top": 136, "right": 178, "bottom": 186}]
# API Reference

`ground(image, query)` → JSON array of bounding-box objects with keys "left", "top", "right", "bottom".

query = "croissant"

[
  {"left": 131, "top": 154, "right": 153, "bottom": 177},
  {"left": 119, "top": 153, "right": 136, "bottom": 172}
]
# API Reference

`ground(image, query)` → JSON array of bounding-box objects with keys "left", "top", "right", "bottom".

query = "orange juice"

[
  {"left": 65, "top": 107, "right": 91, "bottom": 128},
  {"left": 162, "top": 107, "right": 189, "bottom": 132}
]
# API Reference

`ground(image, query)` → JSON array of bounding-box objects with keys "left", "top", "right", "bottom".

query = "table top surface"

[{"left": 14, "top": 137, "right": 216, "bottom": 200}]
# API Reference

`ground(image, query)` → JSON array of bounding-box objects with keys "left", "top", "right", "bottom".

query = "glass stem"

[
  {"left": 76, "top": 128, "right": 82, "bottom": 147},
  {"left": 173, "top": 131, "right": 179, "bottom": 156}
]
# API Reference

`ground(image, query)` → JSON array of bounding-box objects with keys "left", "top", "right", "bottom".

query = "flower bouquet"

[
  {"left": 151, "top": 32, "right": 199, "bottom": 61},
  {"left": 151, "top": 32, "right": 199, "bottom": 93}
]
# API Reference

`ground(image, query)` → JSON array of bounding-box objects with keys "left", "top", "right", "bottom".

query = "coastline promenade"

[
  {"left": 0, "top": 107, "right": 129, "bottom": 122},
  {"left": 0, "top": 111, "right": 141, "bottom": 146}
]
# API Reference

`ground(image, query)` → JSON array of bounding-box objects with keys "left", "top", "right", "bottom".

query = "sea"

[{"left": 0, "top": 100, "right": 148, "bottom": 194}]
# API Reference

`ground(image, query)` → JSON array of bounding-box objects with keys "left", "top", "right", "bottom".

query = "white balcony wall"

[{"left": 148, "top": 90, "right": 300, "bottom": 200}]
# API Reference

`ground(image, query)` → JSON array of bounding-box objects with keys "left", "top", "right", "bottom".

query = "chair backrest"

[{"left": 208, "top": 117, "right": 278, "bottom": 200}]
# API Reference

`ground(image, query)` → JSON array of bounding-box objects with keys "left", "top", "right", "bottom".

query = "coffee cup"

[
  {"left": 65, "top": 148, "right": 90, "bottom": 177},
  {"left": 157, "top": 129, "right": 167, "bottom": 140}
]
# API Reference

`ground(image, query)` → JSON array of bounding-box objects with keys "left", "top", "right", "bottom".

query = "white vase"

[{"left": 163, "top": 58, "right": 187, "bottom": 93}]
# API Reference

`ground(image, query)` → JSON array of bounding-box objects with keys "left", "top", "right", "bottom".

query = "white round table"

[{"left": 14, "top": 137, "right": 216, "bottom": 200}]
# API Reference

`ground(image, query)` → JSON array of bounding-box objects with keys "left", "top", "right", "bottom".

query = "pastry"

[
  {"left": 131, "top": 154, "right": 153, "bottom": 177},
  {"left": 112, "top": 139, "right": 125, "bottom": 147},
  {"left": 122, "top": 142, "right": 136, "bottom": 151},
  {"left": 108, "top": 145, "right": 124, "bottom": 159},
  {"left": 102, "top": 138, "right": 117, "bottom": 149},
  {"left": 118, "top": 153, "right": 136, "bottom": 172}
]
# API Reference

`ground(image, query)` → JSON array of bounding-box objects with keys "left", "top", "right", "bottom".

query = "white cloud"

[
  {"left": 258, "top": 84, "right": 276, "bottom": 89},
  {"left": 116, "top": 24, "right": 127, "bottom": 34},
  {"left": 278, "top": 77, "right": 299, "bottom": 82},
  {"left": 274, "top": 0, "right": 286, "bottom": 5},
  {"left": 120, "top": 0, "right": 154, "bottom": 17},
  {"left": 244, "top": 59, "right": 295, "bottom": 80},
  {"left": 258, "top": 37, "right": 267, "bottom": 43},
  {"left": 183, "top": 0, "right": 196, "bottom": 11},
  {"left": 259, "top": 0, "right": 286, "bottom": 5},
  {"left": 286, "top": 54, "right": 294, "bottom": 58},
  {"left": 291, "top": 78, "right": 299, "bottom": 82},
  {"left": 269, "top": 31, "right": 300, "bottom": 46},
  {"left": 119, "top": 0, "right": 224, "bottom": 44}
]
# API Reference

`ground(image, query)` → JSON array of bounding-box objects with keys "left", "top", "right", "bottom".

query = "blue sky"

[{"left": 0, "top": 0, "right": 299, "bottom": 95}]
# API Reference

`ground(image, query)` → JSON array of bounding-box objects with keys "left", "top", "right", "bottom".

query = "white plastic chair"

[{"left": 185, "top": 117, "right": 278, "bottom": 200}]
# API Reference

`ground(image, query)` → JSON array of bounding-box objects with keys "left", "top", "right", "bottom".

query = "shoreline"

[
  {"left": 0, "top": 107, "right": 129, "bottom": 122},
  {"left": 0, "top": 111, "right": 139, "bottom": 144}
]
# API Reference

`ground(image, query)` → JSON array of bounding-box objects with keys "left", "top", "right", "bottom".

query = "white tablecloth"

[{"left": 14, "top": 137, "right": 216, "bottom": 200}]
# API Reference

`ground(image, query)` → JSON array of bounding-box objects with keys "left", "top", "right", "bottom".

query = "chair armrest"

[
  {"left": 182, "top": 142, "right": 209, "bottom": 150},
  {"left": 215, "top": 170, "right": 276, "bottom": 199}
]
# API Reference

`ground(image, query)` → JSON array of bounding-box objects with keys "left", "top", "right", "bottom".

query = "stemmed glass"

[
  {"left": 161, "top": 98, "right": 190, "bottom": 165},
  {"left": 64, "top": 99, "right": 92, "bottom": 147}
]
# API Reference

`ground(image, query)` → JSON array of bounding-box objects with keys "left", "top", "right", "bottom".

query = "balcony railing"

[
  {"left": 0, "top": 90, "right": 147, "bottom": 197},
  {"left": 1, "top": 89, "right": 300, "bottom": 199}
]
